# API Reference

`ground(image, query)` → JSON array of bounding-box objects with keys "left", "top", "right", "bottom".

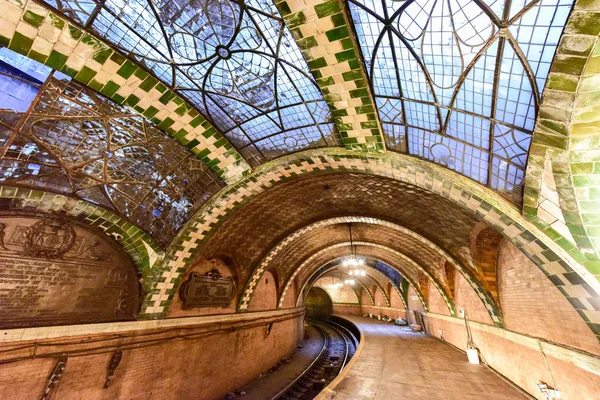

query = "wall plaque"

[
  {"left": 179, "top": 269, "right": 234, "bottom": 309},
  {"left": 0, "top": 214, "right": 140, "bottom": 328}
]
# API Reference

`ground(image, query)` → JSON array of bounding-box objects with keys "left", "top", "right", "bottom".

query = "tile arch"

[
  {"left": 274, "top": 240, "right": 454, "bottom": 315},
  {"left": 524, "top": 0, "right": 600, "bottom": 267},
  {"left": 151, "top": 149, "right": 598, "bottom": 337},
  {"left": 308, "top": 261, "right": 407, "bottom": 309},
  {"left": 290, "top": 250, "right": 427, "bottom": 311},
  {"left": 236, "top": 216, "right": 497, "bottom": 322}
]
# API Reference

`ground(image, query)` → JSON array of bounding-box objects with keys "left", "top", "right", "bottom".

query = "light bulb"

[
  {"left": 358, "top": 259, "right": 364, "bottom": 266},
  {"left": 342, "top": 260, "right": 349, "bottom": 267},
  {"left": 361, "top": 270, "right": 366, "bottom": 276},
  {"left": 349, "top": 270, "right": 354, "bottom": 275}
]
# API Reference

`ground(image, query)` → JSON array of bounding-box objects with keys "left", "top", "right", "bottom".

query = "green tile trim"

[
  {"left": 524, "top": 0, "right": 600, "bottom": 268},
  {"left": 0, "top": 0, "right": 250, "bottom": 183},
  {"left": 274, "top": 0, "right": 386, "bottom": 152}
]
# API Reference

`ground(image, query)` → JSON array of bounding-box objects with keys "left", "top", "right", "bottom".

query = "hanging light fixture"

[{"left": 342, "top": 223, "right": 366, "bottom": 275}]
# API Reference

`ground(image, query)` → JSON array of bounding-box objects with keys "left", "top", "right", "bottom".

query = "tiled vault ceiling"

[
  {"left": 192, "top": 173, "right": 479, "bottom": 281},
  {"left": 250, "top": 222, "right": 453, "bottom": 289},
  {"left": 0, "top": 0, "right": 578, "bottom": 248}
]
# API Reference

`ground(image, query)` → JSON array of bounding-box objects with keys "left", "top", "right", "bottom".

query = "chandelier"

[{"left": 341, "top": 223, "right": 366, "bottom": 276}]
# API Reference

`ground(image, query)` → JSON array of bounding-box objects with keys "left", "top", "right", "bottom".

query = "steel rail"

[
  {"left": 269, "top": 323, "right": 329, "bottom": 400},
  {"left": 271, "top": 318, "right": 358, "bottom": 400}
]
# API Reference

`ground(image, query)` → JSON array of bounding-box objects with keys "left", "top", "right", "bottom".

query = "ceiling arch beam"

[
  {"left": 310, "top": 263, "right": 406, "bottom": 309},
  {"left": 294, "top": 254, "right": 426, "bottom": 311},
  {"left": 357, "top": 270, "right": 391, "bottom": 307},
  {"left": 301, "top": 259, "right": 409, "bottom": 309},
  {"left": 354, "top": 278, "right": 375, "bottom": 306},
  {"left": 237, "top": 216, "right": 496, "bottom": 321},
  {"left": 316, "top": 270, "right": 375, "bottom": 306},
  {"left": 274, "top": 0, "right": 386, "bottom": 150},
  {"left": 312, "top": 274, "right": 360, "bottom": 304},
  {"left": 0, "top": 0, "right": 248, "bottom": 181},
  {"left": 328, "top": 268, "right": 391, "bottom": 307},
  {"left": 272, "top": 241, "right": 444, "bottom": 313},
  {"left": 155, "top": 149, "right": 598, "bottom": 336}
]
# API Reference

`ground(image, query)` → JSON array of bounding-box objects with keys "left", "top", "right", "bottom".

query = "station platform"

[{"left": 327, "top": 317, "right": 527, "bottom": 400}]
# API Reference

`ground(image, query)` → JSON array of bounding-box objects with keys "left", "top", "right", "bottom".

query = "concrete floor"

[{"left": 332, "top": 317, "right": 528, "bottom": 400}]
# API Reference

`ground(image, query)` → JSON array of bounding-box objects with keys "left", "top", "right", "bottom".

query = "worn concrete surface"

[{"left": 332, "top": 317, "right": 528, "bottom": 400}]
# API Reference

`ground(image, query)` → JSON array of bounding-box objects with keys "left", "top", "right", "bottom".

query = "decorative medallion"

[{"left": 22, "top": 219, "right": 76, "bottom": 259}]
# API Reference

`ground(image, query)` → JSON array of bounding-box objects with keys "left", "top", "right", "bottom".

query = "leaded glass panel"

[
  {"left": 0, "top": 48, "right": 225, "bottom": 246},
  {"left": 348, "top": 0, "right": 574, "bottom": 202},
  {"left": 40, "top": 0, "right": 342, "bottom": 167}
]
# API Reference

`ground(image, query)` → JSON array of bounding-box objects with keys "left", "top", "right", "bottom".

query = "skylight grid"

[
  {"left": 42, "top": 0, "right": 338, "bottom": 166},
  {"left": 453, "top": 41, "right": 498, "bottom": 116},
  {"left": 0, "top": 49, "right": 226, "bottom": 246},
  {"left": 377, "top": 98, "right": 404, "bottom": 124},
  {"left": 404, "top": 101, "right": 439, "bottom": 131},
  {"left": 447, "top": 112, "right": 490, "bottom": 149},
  {"left": 491, "top": 156, "right": 525, "bottom": 192},
  {"left": 348, "top": 0, "right": 574, "bottom": 203},
  {"left": 496, "top": 44, "right": 536, "bottom": 130}
]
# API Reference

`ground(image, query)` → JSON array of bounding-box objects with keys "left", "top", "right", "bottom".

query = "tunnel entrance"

[{"left": 305, "top": 287, "right": 333, "bottom": 321}]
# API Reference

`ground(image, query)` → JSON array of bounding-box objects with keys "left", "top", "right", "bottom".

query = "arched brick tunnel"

[{"left": 0, "top": 0, "right": 598, "bottom": 399}]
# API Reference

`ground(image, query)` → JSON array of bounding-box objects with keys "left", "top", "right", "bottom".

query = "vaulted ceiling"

[{"left": 0, "top": 0, "right": 599, "bottom": 339}]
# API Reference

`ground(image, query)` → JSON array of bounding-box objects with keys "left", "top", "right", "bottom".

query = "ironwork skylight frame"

[
  {"left": 346, "top": 0, "right": 574, "bottom": 203},
  {"left": 0, "top": 48, "right": 226, "bottom": 247},
  {"left": 38, "top": 0, "right": 342, "bottom": 166}
]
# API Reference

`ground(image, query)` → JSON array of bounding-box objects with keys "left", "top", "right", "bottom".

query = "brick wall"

[
  {"left": 389, "top": 287, "right": 406, "bottom": 317},
  {"left": 281, "top": 282, "right": 298, "bottom": 308},
  {"left": 497, "top": 241, "right": 600, "bottom": 355},
  {"left": 407, "top": 286, "right": 425, "bottom": 325},
  {"left": 360, "top": 305, "right": 406, "bottom": 319},
  {"left": 357, "top": 287, "right": 367, "bottom": 305},
  {"left": 358, "top": 287, "right": 406, "bottom": 319},
  {"left": 0, "top": 314, "right": 304, "bottom": 400},
  {"left": 418, "top": 238, "right": 600, "bottom": 399},
  {"left": 454, "top": 272, "right": 494, "bottom": 325},
  {"left": 428, "top": 281, "right": 452, "bottom": 316},
  {"left": 167, "top": 258, "right": 237, "bottom": 318},
  {"left": 425, "top": 315, "right": 600, "bottom": 400},
  {"left": 333, "top": 304, "right": 362, "bottom": 316}
]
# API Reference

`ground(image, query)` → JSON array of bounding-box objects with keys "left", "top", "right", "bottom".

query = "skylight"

[
  {"left": 0, "top": 48, "right": 224, "bottom": 246},
  {"left": 348, "top": 0, "right": 573, "bottom": 202},
  {"left": 41, "top": 0, "right": 342, "bottom": 166}
]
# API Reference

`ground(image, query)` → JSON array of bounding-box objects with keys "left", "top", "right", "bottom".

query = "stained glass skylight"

[
  {"left": 40, "top": 0, "right": 342, "bottom": 166},
  {"left": 348, "top": 0, "right": 574, "bottom": 202},
  {"left": 0, "top": 48, "right": 224, "bottom": 247}
]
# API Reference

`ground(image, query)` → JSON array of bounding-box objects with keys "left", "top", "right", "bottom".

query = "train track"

[{"left": 270, "top": 318, "right": 358, "bottom": 400}]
